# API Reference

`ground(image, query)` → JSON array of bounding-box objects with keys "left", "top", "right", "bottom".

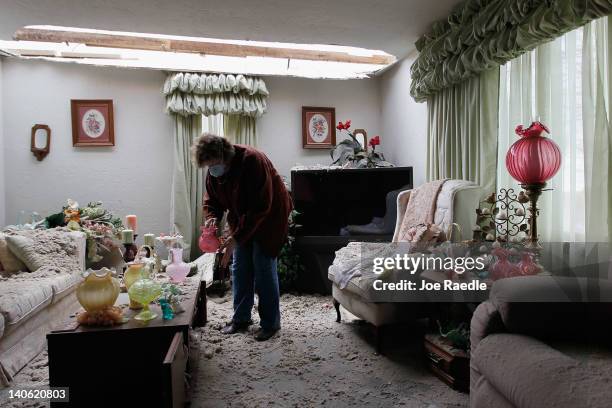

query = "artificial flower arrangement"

[
  {"left": 45, "top": 199, "right": 124, "bottom": 265},
  {"left": 330, "top": 119, "right": 393, "bottom": 168}
]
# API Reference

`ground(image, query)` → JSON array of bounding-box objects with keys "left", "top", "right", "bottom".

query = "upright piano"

[{"left": 291, "top": 166, "right": 413, "bottom": 293}]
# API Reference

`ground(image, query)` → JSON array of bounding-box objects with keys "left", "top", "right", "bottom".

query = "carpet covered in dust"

[
  {"left": 3, "top": 294, "right": 468, "bottom": 408},
  {"left": 189, "top": 293, "right": 467, "bottom": 407}
]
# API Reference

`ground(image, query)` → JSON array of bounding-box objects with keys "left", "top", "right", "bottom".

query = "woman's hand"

[{"left": 220, "top": 236, "right": 236, "bottom": 268}]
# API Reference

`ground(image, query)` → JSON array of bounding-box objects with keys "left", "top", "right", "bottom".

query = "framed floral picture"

[
  {"left": 71, "top": 100, "right": 115, "bottom": 147},
  {"left": 302, "top": 106, "right": 336, "bottom": 149}
]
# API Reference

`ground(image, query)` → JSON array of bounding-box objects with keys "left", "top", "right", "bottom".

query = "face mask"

[{"left": 208, "top": 164, "right": 227, "bottom": 178}]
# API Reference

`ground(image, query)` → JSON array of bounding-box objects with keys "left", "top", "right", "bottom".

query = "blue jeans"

[{"left": 231, "top": 240, "right": 281, "bottom": 330}]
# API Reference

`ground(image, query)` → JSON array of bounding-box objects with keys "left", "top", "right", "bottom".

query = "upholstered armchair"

[{"left": 327, "top": 180, "right": 481, "bottom": 352}]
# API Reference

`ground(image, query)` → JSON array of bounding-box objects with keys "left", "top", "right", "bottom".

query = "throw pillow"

[
  {"left": 5, "top": 235, "right": 43, "bottom": 271},
  {"left": 5, "top": 228, "right": 80, "bottom": 273},
  {"left": 0, "top": 233, "right": 28, "bottom": 275}
]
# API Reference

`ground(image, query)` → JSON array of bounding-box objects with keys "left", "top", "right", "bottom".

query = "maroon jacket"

[{"left": 203, "top": 145, "right": 293, "bottom": 258}]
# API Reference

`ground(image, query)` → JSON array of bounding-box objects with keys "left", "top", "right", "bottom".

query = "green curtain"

[
  {"left": 171, "top": 114, "right": 203, "bottom": 261},
  {"left": 203, "top": 113, "right": 224, "bottom": 136},
  {"left": 583, "top": 16, "right": 611, "bottom": 243},
  {"left": 411, "top": 0, "right": 612, "bottom": 102},
  {"left": 163, "top": 73, "right": 269, "bottom": 117},
  {"left": 166, "top": 73, "right": 269, "bottom": 261},
  {"left": 496, "top": 16, "right": 610, "bottom": 243},
  {"left": 223, "top": 114, "right": 257, "bottom": 146},
  {"left": 427, "top": 68, "right": 499, "bottom": 195}
]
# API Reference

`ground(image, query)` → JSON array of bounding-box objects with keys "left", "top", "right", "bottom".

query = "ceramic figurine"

[
  {"left": 161, "top": 283, "right": 184, "bottom": 314},
  {"left": 159, "top": 299, "right": 174, "bottom": 320}
]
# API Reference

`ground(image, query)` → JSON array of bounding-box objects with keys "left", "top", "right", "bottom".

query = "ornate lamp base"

[{"left": 521, "top": 182, "right": 546, "bottom": 250}]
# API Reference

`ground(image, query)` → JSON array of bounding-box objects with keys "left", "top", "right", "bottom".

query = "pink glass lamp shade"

[{"left": 505, "top": 122, "right": 561, "bottom": 184}]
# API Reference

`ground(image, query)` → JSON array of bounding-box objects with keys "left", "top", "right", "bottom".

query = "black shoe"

[
  {"left": 254, "top": 328, "right": 279, "bottom": 341},
  {"left": 220, "top": 321, "right": 251, "bottom": 334}
]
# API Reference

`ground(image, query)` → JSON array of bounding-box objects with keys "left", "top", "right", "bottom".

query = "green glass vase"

[{"left": 128, "top": 267, "right": 162, "bottom": 321}]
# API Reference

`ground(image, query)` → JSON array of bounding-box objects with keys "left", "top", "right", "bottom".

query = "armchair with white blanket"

[{"left": 327, "top": 179, "right": 481, "bottom": 352}]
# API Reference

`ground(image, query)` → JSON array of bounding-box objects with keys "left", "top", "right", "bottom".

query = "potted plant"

[{"left": 330, "top": 120, "right": 393, "bottom": 168}]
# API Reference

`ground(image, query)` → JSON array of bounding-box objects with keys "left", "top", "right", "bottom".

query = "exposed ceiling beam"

[{"left": 14, "top": 27, "right": 396, "bottom": 65}]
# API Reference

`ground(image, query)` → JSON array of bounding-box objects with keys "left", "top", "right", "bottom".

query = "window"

[
  {"left": 497, "top": 18, "right": 610, "bottom": 243},
  {"left": 202, "top": 114, "right": 224, "bottom": 136}
]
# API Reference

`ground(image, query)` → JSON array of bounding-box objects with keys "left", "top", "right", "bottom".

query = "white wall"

[
  {"left": 1, "top": 59, "right": 386, "bottom": 227},
  {"left": 1, "top": 58, "right": 421, "bottom": 234},
  {"left": 257, "top": 77, "right": 381, "bottom": 181},
  {"left": 2, "top": 59, "right": 174, "bottom": 239},
  {"left": 380, "top": 52, "right": 428, "bottom": 187},
  {"left": 0, "top": 57, "right": 4, "bottom": 226}
]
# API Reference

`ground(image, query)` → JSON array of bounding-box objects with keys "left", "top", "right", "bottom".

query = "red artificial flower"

[
  {"left": 336, "top": 120, "right": 352, "bottom": 131},
  {"left": 369, "top": 135, "right": 381, "bottom": 147}
]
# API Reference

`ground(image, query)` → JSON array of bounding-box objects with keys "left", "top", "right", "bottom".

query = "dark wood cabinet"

[{"left": 291, "top": 166, "right": 413, "bottom": 293}]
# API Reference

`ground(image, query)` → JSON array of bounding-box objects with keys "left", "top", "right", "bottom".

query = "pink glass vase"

[
  {"left": 490, "top": 248, "right": 520, "bottom": 280},
  {"left": 517, "top": 252, "right": 541, "bottom": 276},
  {"left": 198, "top": 225, "right": 220, "bottom": 253},
  {"left": 166, "top": 248, "right": 189, "bottom": 283}
]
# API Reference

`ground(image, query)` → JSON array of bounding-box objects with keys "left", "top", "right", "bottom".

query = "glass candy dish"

[{"left": 128, "top": 266, "right": 162, "bottom": 321}]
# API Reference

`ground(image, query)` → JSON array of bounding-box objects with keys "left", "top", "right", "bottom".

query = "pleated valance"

[
  {"left": 411, "top": 0, "right": 612, "bottom": 102},
  {"left": 163, "top": 72, "right": 269, "bottom": 117}
]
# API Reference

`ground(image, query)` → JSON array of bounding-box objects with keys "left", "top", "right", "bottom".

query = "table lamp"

[{"left": 505, "top": 121, "right": 561, "bottom": 249}]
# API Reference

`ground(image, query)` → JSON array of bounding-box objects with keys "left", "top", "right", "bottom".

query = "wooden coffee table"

[{"left": 47, "top": 266, "right": 209, "bottom": 408}]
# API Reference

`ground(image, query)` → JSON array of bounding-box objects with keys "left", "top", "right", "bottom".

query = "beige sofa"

[
  {"left": 328, "top": 180, "right": 481, "bottom": 352},
  {"left": 471, "top": 276, "right": 612, "bottom": 408},
  {"left": 0, "top": 229, "right": 86, "bottom": 387}
]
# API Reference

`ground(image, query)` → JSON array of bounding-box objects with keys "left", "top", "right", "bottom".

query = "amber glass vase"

[{"left": 76, "top": 268, "right": 120, "bottom": 312}]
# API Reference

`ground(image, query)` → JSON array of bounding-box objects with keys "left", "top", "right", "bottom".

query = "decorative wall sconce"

[{"left": 31, "top": 124, "right": 51, "bottom": 161}]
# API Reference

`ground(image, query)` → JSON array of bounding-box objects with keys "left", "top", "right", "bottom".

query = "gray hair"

[{"left": 191, "top": 133, "right": 235, "bottom": 168}]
